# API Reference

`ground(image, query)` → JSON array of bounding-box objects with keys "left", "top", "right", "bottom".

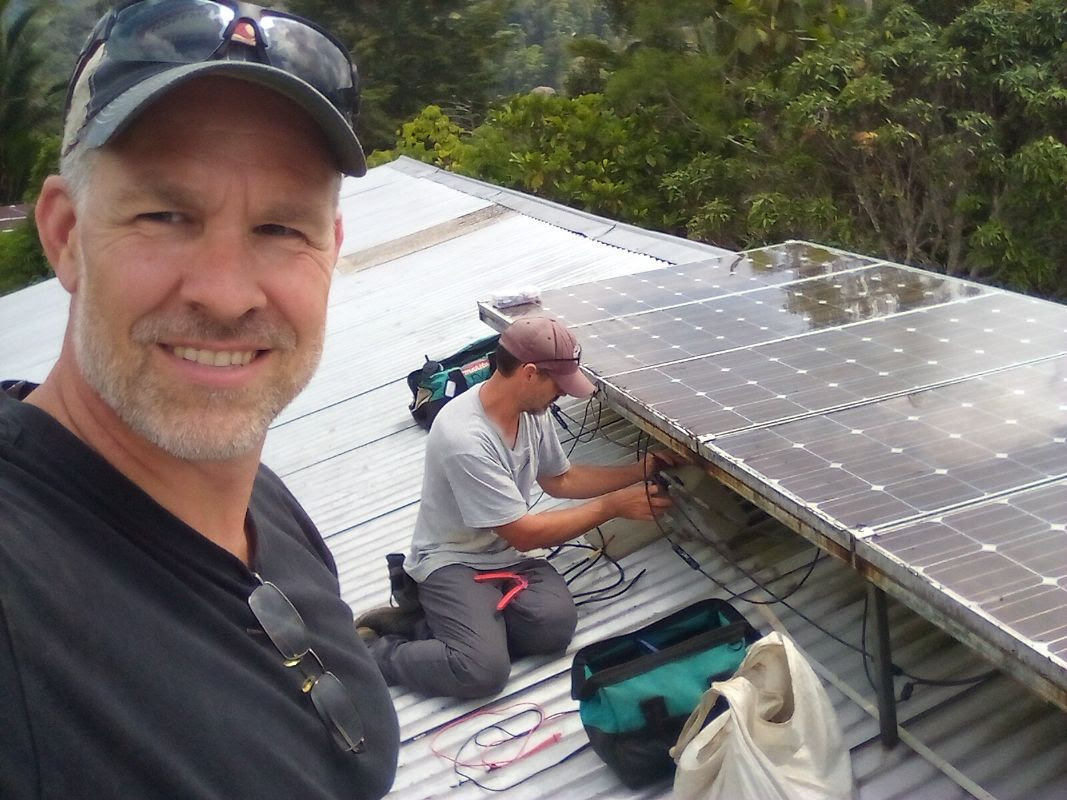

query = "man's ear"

[{"left": 35, "top": 175, "right": 81, "bottom": 293}]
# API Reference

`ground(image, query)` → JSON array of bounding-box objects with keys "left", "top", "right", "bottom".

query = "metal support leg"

[{"left": 869, "top": 584, "right": 899, "bottom": 748}]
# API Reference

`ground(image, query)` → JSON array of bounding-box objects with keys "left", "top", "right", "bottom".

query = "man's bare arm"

[
  {"left": 537, "top": 450, "right": 688, "bottom": 499},
  {"left": 495, "top": 482, "right": 672, "bottom": 552}
]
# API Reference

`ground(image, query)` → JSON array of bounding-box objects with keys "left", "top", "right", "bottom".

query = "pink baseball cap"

[{"left": 500, "top": 316, "right": 596, "bottom": 398}]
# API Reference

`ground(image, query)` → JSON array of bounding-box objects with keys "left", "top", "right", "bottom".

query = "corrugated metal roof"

[
  {"left": 2, "top": 156, "right": 1065, "bottom": 799},
  {"left": 1, "top": 277, "right": 68, "bottom": 381}
]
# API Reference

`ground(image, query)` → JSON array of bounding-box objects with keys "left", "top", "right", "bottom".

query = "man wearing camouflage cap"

[{"left": 0, "top": 2, "right": 398, "bottom": 796}]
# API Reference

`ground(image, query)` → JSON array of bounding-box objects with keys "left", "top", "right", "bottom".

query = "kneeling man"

[{"left": 360, "top": 316, "right": 681, "bottom": 698}]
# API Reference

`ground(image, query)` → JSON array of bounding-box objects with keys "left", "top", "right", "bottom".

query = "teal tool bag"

[
  {"left": 406, "top": 334, "right": 499, "bottom": 430},
  {"left": 570, "top": 598, "right": 760, "bottom": 788}
]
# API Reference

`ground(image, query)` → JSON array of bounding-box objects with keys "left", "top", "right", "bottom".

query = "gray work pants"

[{"left": 370, "top": 558, "right": 577, "bottom": 699}]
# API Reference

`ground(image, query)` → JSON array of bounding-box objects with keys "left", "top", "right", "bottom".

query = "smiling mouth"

[{"left": 170, "top": 345, "right": 259, "bottom": 367}]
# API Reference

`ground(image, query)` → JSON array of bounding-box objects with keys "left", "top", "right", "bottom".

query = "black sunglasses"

[
  {"left": 69, "top": 0, "right": 359, "bottom": 119},
  {"left": 248, "top": 576, "right": 366, "bottom": 753}
]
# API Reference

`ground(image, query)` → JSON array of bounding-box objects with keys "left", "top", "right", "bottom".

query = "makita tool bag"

[
  {"left": 406, "top": 334, "right": 499, "bottom": 430},
  {"left": 570, "top": 598, "right": 761, "bottom": 788}
]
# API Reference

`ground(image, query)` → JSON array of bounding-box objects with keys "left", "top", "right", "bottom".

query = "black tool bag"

[
  {"left": 570, "top": 598, "right": 761, "bottom": 788},
  {"left": 406, "top": 334, "right": 499, "bottom": 430}
]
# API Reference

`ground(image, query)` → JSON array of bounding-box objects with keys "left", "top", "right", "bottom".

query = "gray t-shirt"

[{"left": 406, "top": 384, "right": 570, "bottom": 582}]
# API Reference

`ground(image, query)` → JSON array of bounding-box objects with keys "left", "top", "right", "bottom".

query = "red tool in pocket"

[{"left": 473, "top": 571, "right": 530, "bottom": 611}]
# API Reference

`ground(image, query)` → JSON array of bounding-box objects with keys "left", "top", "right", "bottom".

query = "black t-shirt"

[{"left": 0, "top": 384, "right": 399, "bottom": 799}]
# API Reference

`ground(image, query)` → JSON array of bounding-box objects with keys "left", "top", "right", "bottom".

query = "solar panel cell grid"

[
  {"left": 566, "top": 264, "right": 987, "bottom": 376},
  {"left": 866, "top": 480, "right": 1067, "bottom": 665},
  {"left": 537, "top": 246, "right": 935, "bottom": 327},
  {"left": 483, "top": 240, "right": 1067, "bottom": 700},
  {"left": 605, "top": 292, "right": 1066, "bottom": 439},
  {"left": 715, "top": 357, "right": 1067, "bottom": 531},
  {"left": 482, "top": 240, "right": 1067, "bottom": 701}
]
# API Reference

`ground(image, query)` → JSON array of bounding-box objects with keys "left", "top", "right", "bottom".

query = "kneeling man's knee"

[
  {"left": 516, "top": 601, "right": 577, "bottom": 655},
  {"left": 544, "top": 604, "right": 578, "bottom": 650},
  {"left": 447, "top": 649, "right": 511, "bottom": 698}
]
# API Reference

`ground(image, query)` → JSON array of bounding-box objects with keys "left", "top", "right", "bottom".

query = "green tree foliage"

[
  {"left": 570, "top": 1, "right": 851, "bottom": 156},
  {"left": 372, "top": 104, "right": 468, "bottom": 169},
  {"left": 668, "top": 0, "right": 1067, "bottom": 296},
  {"left": 287, "top": 0, "right": 511, "bottom": 152},
  {"left": 493, "top": 0, "right": 614, "bottom": 95},
  {"left": 378, "top": 93, "right": 670, "bottom": 222},
  {"left": 0, "top": 0, "right": 51, "bottom": 203},
  {"left": 387, "top": 0, "right": 1064, "bottom": 300},
  {"left": 0, "top": 0, "right": 108, "bottom": 296},
  {"left": 600, "top": 0, "right": 849, "bottom": 72},
  {"left": 0, "top": 220, "right": 47, "bottom": 295},
  {"left": 462, "top": 93, "right": 671, "bottom": 220},
  {"left": 0, "top": 134, "right": 57, "bottom": 296},
  {"left": 968, "top": 136, "right": 1067, "bottom": 295}
]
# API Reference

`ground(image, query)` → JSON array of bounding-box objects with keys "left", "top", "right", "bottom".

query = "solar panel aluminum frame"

[{"left": 854, "top": 524, "right": 1067, "bottom": 713}]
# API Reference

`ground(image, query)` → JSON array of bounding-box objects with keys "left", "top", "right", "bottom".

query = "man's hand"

[
  {"left": 639, "top": 449, "right": 690, "bottom": 481},
  {"left": 606, "top": 481, "right": 673, "bottom": 521}
]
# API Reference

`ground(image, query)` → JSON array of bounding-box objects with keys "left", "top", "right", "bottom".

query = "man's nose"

[{"left": 177, "top": 228, "right": 267, "bottom": 320}]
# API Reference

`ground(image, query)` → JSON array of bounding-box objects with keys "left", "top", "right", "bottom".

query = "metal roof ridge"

[{"left": 386, "top": 156, "right": 735, "bottom": 263}]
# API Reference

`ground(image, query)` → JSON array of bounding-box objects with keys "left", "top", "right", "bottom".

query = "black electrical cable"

[
  {"left": 552, "top": 397, "right": 601, "bottom": 446},
  {"left": 562, "top": 545, "right": 604, "bottom": 584},
  {"left": 527, "top": 403, "right": 645, "bottom": 605},
  {"left": 551, "top": 396, "right": 598, "bottom": 453},
  {"left": 637, "top": 432, "right": 822, "bottom": 607},
  {"left": 454, "top": 744, "right": 590, "bottom": 792},
  {"left": 555, "top": 394, "right": 638, "bottom": 450},
  {"left": 637, "top": 433, "right": 882, "bottom": 656},
  {"left": 860, "top": 592, "right": 879, "bottom": 694},
  {"left": 530, "top": 398, "right": 599, "bottom": 511},
  {"left": 548, "top": 536, "right": 646, "bottom": 606},
  {"left": 860, "top": 592, "right": 997, "bottom": 700},
  {"left": 668, "top": 498, "right": 822, "bottom": 606},
  {"left": 576, "top": 571, "right": 646, "bottom": 606}
]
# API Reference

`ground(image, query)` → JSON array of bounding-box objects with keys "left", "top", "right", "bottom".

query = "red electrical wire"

[{"left": 430, "top": 702, "right": 574, "bottom": 772}]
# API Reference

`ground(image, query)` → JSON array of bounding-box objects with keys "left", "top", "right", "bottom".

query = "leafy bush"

[{"left": 0, "top": 221, "right": 49, "bottom": 296}]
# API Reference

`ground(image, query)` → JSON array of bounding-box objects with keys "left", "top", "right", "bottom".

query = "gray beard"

[{"left": 70, "top": 290, "right": 318, "bottom": 462}]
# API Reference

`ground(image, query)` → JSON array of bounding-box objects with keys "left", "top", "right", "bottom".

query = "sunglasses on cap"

[{"left": 67, "top": 0, "right": 359, "bottom": 121}]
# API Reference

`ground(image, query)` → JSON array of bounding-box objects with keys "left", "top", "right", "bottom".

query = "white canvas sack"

[{"left": 670, "top": 631, "right": 854, "bottom": 800}]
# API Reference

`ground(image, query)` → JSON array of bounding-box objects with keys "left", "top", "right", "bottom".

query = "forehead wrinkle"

[
  {"left": 107, "top": 165, "right": 334, "bottom": 223},
  {"left": 110, "top": 173, "right": 202, "bottom": 210},
  {"left": 260, "top": 200, "right": 336, "bottom": 228}
]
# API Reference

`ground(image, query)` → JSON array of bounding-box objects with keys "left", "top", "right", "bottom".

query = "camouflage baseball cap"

[{"left": 62, "top": 0, "right": 366, "bottom": 176}]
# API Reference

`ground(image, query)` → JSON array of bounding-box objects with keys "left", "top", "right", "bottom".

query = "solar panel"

[
  {"left": 607, "top": 292, "right": 1065, "bottom": 439},
  {"left": 574, "top": 262, "right": 987, "bottom": 378},
  {"left": 713, "top": 355, "right": 1067, "bottom": 531},
  {"left": 537, "top": 241, "right": 883, "bottom": 326},
  {"left": 860, "top": 479, "right": 1067, "bottom": 670}
]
